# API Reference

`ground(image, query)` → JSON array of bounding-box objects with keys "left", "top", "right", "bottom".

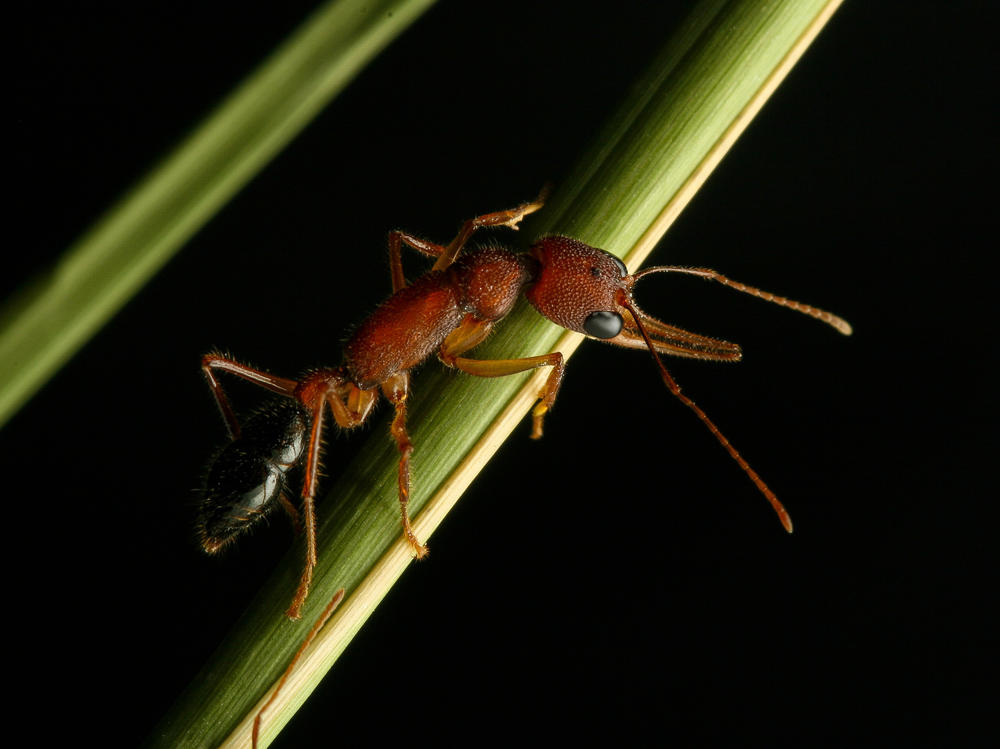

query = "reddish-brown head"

[
  {"left": 523, "top": 232, "right": 851, "bottom": 536},
  {"left": 525, "top": 236, "right": 630, "bottom": 339}
]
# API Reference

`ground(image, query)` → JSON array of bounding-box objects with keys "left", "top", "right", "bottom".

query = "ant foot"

[
  {"left": 408, "top": 537, "right": 430, "bottom": 559},
  {"left": 503, "top": 201, "right": 545, "bottom": 230},
  {"left": 530, "top": 404, "right": 548, "bottom": 439}
]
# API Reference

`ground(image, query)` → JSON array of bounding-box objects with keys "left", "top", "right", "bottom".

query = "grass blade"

[{"left": 0, "top": 0, "right": 436, "bottom": 429}]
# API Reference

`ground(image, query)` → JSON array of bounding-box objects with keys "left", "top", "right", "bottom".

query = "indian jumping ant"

[{"left": 197, "top": 192, "right": 852, "bottom": 619}]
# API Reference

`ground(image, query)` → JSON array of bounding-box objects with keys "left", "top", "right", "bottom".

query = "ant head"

[{"left": 525, "top": 236, "right": 636, "bottom": 339}]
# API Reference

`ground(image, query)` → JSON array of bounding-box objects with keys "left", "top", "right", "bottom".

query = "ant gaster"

[{"left": 198, "top": 193, "right": 851, "bottom": 619}]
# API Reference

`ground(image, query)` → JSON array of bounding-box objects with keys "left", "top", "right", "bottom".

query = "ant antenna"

[
  {"left": 630, "top": 265, "right": 853, "bottom": 336},
  {"left": 618, "top": 264, "right": 851, "bottom": 530},
  {"left": 622, "top": 295, "right": 794, "bottom": 532}
]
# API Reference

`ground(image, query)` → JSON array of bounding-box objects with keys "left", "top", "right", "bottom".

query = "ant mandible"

[{"left": 197, "top": 192, "right": 851, "bottom": 619}]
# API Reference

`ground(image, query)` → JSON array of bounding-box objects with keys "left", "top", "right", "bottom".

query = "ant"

[{"left": 197, "top": 192, "right": 851, "bottom": 619}]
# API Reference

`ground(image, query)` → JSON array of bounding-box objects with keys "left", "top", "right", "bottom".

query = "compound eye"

[
  {"left": 583, "top": 310, "right": 624, "bottom": 339},
  {"left": 610, "top": 255, "right": 627, "bottom": 277}
]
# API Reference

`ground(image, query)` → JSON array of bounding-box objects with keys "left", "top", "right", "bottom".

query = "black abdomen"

[{"left": 198, "top": 399, "right": 309, "bottom": 552}]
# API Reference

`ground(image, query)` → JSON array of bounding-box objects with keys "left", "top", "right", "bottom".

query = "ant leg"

[
  {"left": 277, "top": 494, "right": 302, "bottom": 534},
  {"left": 327, "top": 383, "right": 378, "bottom": 430},
  {"left": 282, "top": 369, "right": 365, "bottom": 619},
  {"left": 431, "top": 190, "right": 548, "bottom": 272},
  {"left": 286, "top": 380, "right": 377, "bottom": 618},
  {"left": 439, "top": 318, "right": 565, "bottom": 439},
  {"left": 202, "top": 353, "right": 306, "bottom": 533},
  {"left": 388, "top": 187, "right": 548, "bottom": 287},
  {"left": 284, "top": 396, "right": 326, "bottom": 620},
  {"left": 380, "top": 371, "right": 428, "bottom": 558},
  {"left": 201, "top": 353, "right": 300, "bottom": 439},
  {"left": 253, "top": 589, "right": 346, "bottom": 749},
  {"left": 450, "top": 354, "right": 565, "bottom": 439},
  {"left": 387, "top": 230, "right": 446, "bottom": 293}
]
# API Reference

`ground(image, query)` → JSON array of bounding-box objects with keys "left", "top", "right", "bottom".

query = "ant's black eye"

[
  {"left": 611, "top": 256, "right": 627, "bottom": 276},
  {"left": 584, "top": 310, "right": 623, "bottom": 339}
]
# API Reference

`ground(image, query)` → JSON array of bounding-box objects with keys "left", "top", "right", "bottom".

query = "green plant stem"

[
  {"left": 147, "top": 1, "right": 844, "bottom": 746},
  {"left": 0, "top": 0, "right": 436, "bottom": 429}
]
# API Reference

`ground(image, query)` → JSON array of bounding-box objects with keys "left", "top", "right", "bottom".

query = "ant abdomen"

[{"left": 198, "top": 399, "right": 310, "bottom": 554}]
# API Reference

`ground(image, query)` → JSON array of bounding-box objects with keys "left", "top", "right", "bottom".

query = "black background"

[{"left": 9, "top": 1, "right": 993, "bottom": 746}]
